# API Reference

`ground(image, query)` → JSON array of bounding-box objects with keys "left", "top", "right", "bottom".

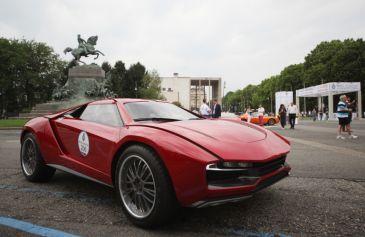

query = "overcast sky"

[{"left": 1, "top": 0, "right": 364, "bottom": 93}]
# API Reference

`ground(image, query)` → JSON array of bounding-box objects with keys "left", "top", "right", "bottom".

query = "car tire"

[
  {"left": 115, "top": 145, "right": 177, "bottom": 228},
  {"left": 268, "top": 119, "right": 275, "bottom": 126},
  {"left": 20, "top": 133, "right": 55, "bottom": 182}
]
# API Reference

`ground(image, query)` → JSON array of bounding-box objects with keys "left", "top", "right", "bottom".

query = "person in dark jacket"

[
  {"left": 212, "top": 99, "right": 221, "bottom": 118},
  {"left": 278, "top": 104, "right": 287, "bottom": 129}
]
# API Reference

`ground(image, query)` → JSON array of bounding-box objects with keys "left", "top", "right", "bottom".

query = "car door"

[{"left": 52, "top": 102, "right": 123, "bottom": 183}]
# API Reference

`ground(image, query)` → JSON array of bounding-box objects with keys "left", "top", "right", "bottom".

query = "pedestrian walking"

[
  {"left": 278, "top": 104, "right": 287, "bottom": 129},
  {"left": 257, "top": 105, "right": 265, "bottom": 126},
  {"left": 312, "top": 107, "right": 317, "bottom": 121},
  {"left": 246, "top": 106, "right": 252, "bottom": 123},
  {"left": 199, "top": 99, "right": 211, "bottom": 118},
  {"left": 337, "top": 95, "right": 357, "bottom": 139},
  {"left": 346, "top": 96, "right": 356, "bottom": 132},
  {"left": 287, "top": 102, "right": 298, "bottom": 129},
  {"left": 211, "top": 99, "right": 221, "bottom": 118},
  {"left": 319, "top": 107, "right": 323, "bottom": 121}
]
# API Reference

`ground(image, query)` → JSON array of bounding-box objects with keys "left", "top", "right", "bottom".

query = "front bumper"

[{"left": 190, "top": 157, "right": 291, "bottom": 208}]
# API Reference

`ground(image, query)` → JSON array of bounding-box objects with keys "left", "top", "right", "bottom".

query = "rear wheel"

[
  {"left": 115, "top": 145, "right": 177, "bottom": 228},
  {"left": 20, "top": 133, "right": 55, "bottom": 182},
  {"left": 268, "top": 119, "right": 275, "bottom": 126}
]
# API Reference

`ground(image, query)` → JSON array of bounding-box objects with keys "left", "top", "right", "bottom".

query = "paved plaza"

[{"left": 0, "top": 120, "right": 364, "bottom": 237}]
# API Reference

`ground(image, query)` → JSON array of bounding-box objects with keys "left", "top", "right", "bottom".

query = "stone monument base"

[{"left": 66, "top": 64, "right": 106, "bottom": 98}]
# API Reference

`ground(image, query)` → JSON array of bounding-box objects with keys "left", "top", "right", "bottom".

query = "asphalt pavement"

[{"left": 0, "top": 120, "right": 364, "bottom": 237}]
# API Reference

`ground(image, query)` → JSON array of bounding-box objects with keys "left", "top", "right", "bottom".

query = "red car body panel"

[
  {"left": 141, "top": 120, "right": 290, "bottom": 162},
  {"left": 22, "top": 99, "right": 291, "bottom": 207}
]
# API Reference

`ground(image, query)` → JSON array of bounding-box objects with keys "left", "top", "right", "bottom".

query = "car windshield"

[{"left": 124, "top": 101, "right": 200, "bottom": 121}]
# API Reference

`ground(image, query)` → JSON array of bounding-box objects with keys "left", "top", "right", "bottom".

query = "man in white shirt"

[
  {"left": 199, "top": 99, "right": 211, "bottom": 118},
  {"left": 287, "top": 102, "right": 298, "bottom": 129},
  {"left": 257, "top": 105, "right": 265, "bottom": 126}
]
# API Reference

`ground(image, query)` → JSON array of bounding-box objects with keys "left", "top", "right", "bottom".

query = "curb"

[{"left": 0, "top": 127, "right": 23, "bottom": 130}]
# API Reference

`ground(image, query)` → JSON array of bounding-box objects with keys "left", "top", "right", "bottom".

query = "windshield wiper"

[{"left": 134, "top": 117, "right": 182, "bottom": 122}]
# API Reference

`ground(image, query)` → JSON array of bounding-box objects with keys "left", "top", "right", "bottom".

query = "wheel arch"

[
  {"left": 111, "top": 141, "right": 138, "bottom": 186},
  {"left": 267, "top": 118, "right": 276, "bottom": 125},
  {"left": 110, "top": 140, "right": 174, "bottom": 192},
  {"left": 20, "top": 129, "right": 31, "bottom": 142},
  {"left": 110, "top": 127, "right": 219, "bottom": 206},
  {"left": 20, "top": 127, "right": 37, "bottom": 143},
  {"left": 20, "top": 117, "right": 49, "bottom": 144}
]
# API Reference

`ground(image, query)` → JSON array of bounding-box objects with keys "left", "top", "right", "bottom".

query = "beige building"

[{"left": 161, "top": 74, "right": 222, "bottom": 110}]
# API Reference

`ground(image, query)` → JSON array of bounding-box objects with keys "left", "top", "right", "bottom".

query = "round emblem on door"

[{"left": 78, "top": 131, "right": 89, "bottom": 157}]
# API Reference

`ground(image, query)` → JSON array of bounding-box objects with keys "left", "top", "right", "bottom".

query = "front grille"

[
  {"left": 207, "top": 156, "right": 287, "bottom": 188},
  {"left": 252, "top": 156, "right": 286, "bottom": 176}
]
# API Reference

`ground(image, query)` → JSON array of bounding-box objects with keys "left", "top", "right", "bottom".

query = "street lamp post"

[
  {"left": 0, "top": 91, "right": 2, "bottom": 118},
  {"left": 222, "top": 81, "right": 226, "bottom": 98},
  {"left": 321, "top": 77, "right": 324, "bottom": 114},
  {"left": 270, "top": 92, "right": 273, "bottom": 114},
  {"left": 303, "top": 81, "right": 306, "bottom": 115},
  {"left": 222, "top": 81, "right": 226, "bottom": 111}
]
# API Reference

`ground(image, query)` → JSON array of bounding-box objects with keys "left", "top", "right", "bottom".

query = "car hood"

[{"left": 133, "top": 120, "right": 289, "bottom": 161}]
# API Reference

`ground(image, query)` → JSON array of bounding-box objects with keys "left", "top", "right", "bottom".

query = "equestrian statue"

[{"left": 64, "top": 34, "right": 105, "bottom": 64}]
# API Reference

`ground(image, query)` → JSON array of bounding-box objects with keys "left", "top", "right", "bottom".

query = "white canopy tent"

[
  {"left": 296, "top": 82, "right": 362, "bottom": 120},
  {"left": 275, "top": 91, "right": 293, "bottom": 114}
]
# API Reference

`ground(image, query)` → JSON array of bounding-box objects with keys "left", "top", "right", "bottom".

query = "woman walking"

[{"left": 278, "top": 104, "right": 287, "bottom": 129}]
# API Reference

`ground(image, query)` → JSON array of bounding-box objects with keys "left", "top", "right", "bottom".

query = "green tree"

[
  {"left": 101, "top": 61, "right": 112, "bottom": 74},
  {"left": 278, "top": 64, "right": 304, "bottom": 98},
  {"left": 123, "top": 62, "right": 146, "bottom": 98},
  {"left": 108, "top": 61, "right": 126, "bottom": 97},
  {"left": 140, "top": 70, "right": 163, "bottom": 99},
  {"left": 0, "top": 38, "right": 65, "bottom": 115},
  {"left": 304, "top": 39, "right": 365, "bottom": 111},
  {"left": 225, "top": 39, "right": 365, "bottom": 114}
]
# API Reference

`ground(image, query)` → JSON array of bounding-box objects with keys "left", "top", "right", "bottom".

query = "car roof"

[
  {"left": 115, "top": 98, "right": 151, "bottom": 103},
  {"left": 87, "top": 98, "right": 152, "bottom": 105},
  {"left": 86, "top": 98, "right": 172, "bottom": 107}
]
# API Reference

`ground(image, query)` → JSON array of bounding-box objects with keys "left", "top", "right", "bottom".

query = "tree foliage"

[
  {"left": 123, "top": 62, "right": 146, "bottom": 98},
  {"left": 0, "top": 37, "right": 163, "bottom": 116},
  {"left": 0, "top": 38, "right": 66, "bottom": 115},
  {"left": 140, "top": 70, "right": 164, "bottom": 99},
  {"left": 107, "top": 60, "right": 127, "bottom": 97},
  {"left": 101, "top": 61, "right": 112, "bottom": 74},
  {"left": 224, "top": 38, "right": 365, "bottom": 113},
  {"left": 103, "top": 61, "right": 162, "bottom": 99}
]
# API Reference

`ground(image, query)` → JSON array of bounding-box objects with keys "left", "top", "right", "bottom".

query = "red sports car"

[{"left": 20, "top": 99, "right": 291, "bottom": 228}]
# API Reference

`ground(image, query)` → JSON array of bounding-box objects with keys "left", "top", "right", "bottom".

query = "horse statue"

[{"left": 64, "top": 35, "right": 105, "bottom": 64}]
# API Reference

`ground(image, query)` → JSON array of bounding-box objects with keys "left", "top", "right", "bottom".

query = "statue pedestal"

[{"left": 67, "top": 65, "right": 106, "bottom": 97}]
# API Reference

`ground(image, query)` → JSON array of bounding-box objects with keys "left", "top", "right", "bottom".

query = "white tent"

[
  {"left": 296, "top": 82, "right": 362, "bottom": 120},
  {"left": 275, "top": 91, "right": 293, "bottom": 114}
]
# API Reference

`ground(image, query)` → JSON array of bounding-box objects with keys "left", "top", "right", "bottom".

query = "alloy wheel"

[
  {"left": 118, "top": 155, "right": 156, "bottom": 218},
  {"left": 21, "top": 138, "right": 37, "bottom": 176}
]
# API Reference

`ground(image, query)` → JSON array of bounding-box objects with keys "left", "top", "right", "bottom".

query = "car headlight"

[
  {"left": 222, "top": 162, "right": 253, "bottom": 168},
  {"left": 206, "top": 162, "right": 257, "bottom": 188}
]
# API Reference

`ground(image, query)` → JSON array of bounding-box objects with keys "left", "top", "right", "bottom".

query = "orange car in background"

[{"left": 240, "top": 112, "right": 279, "bottom": 125}]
